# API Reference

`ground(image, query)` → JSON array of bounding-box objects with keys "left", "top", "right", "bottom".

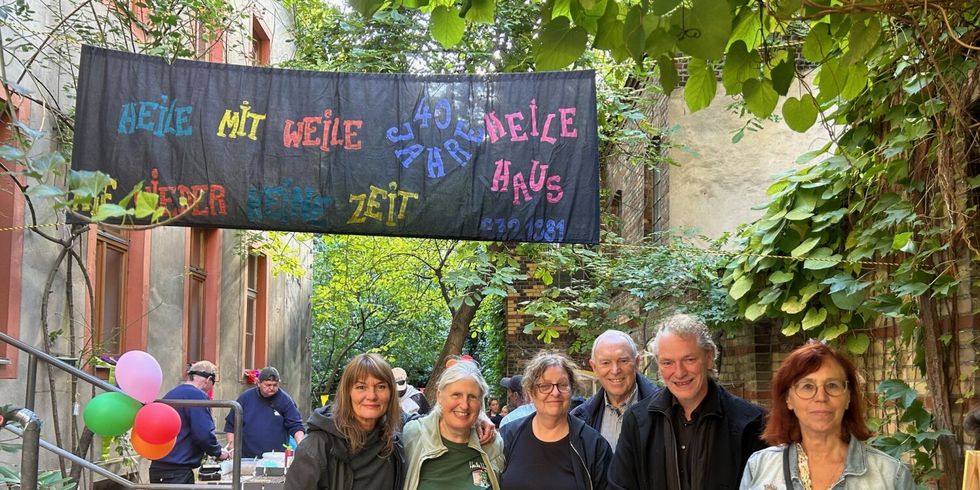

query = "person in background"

[
  {"left": 285, "top": 353, "right": 405, "bottom": 490},
  {"left": 149, "top": 361, "right": 230, "bottom": 484},
  {"left": 224, "top": 366, "right": 305, "bottom": 459},
  {"left": 739, "top": 341, "right": 914, "bottom": 489},
  {"left": 499, "top": 375, "right": 535, "bottom": 427},
  {"left": 500, "top": 405, "right": 510, "bottom": 419},
  {"left": 487, "top": 397, "right": 503, "bottom": 427},
  {"left": 500, "top": 351, "right": 611, "bottom": 490},
  {"left": 394, "top": 367, "right": 431, "bottom": 416},
  {"left": 403, "top": 359, "right": 504, "bottom": 490},
  {"left": 571, "top": 329, "right": 661, "bottom": 451},
  {"left": 609, "top": 314, "right": 767, "bottom": 489},
  {"left": 965, "top": 405, "right": 980, "bottom": 450}
]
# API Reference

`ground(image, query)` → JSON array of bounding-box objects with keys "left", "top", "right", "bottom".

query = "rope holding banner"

[{"left": 0, "top": 222, "right": 63, "bottom": 233}]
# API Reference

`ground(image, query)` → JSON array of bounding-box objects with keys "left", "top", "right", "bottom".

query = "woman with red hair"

[{"left": 739, "top": 341, "right": 913, "bottom": 489}]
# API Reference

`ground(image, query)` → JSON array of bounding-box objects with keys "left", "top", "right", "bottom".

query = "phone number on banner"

[{"left": 479, "top": 218, "right": 566, "bottom": 243}]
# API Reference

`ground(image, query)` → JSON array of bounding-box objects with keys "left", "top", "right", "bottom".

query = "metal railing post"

[
  {"left": 0, "top": 331, "right": 248, "bottom": 489},
  {"left": 25, "top": 354, "right": 37, "bottom": 411},
  {"left": 11, "top": 408, "right": 42, "bottom": 490}
]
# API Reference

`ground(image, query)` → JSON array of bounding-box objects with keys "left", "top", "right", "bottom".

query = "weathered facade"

[{"left": 0, "top": 0, "right": 312, "bottom": 486}]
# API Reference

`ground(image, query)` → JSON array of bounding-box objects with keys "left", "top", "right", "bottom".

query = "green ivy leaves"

[
  {"left": 742, "top": 78, "right": 778, "bottom": 119},
  {"left": 783, "top": 95, "right": 819, "bottom": 132},
  {"left": 430, "top": 6, "right": 465, "bottom": 48},
  {"left": 534, "top": 17, "right": 588, "bottom": 70},
  {"left": 685, "top": 58, "right": 716, "bottom": 111},
  {"left": 674, "top": 0, "right": 732, "bottom": 61},
  {"left": 349, "top": 0, "right": 383, "bottom": 18}
]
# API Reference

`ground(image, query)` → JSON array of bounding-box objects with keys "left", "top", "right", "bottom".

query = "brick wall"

[
  {"left": 603, "top": 76, "right": 670, "bottom": 243},
  {"left": 713, "top": 315, "right": 977, "bottom": 446},
  {"left": 502, "top": 262, "right": 591, "bottom": 378}
]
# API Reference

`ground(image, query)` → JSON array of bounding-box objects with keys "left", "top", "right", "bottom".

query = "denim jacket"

[{"left": 739, "top": 434, "right": 915, "bottom": 489}]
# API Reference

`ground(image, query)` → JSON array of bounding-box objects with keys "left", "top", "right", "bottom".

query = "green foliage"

[
  {"left": 519, "top": 231, "right": 740, "bottom": 347},
  {"left": 309, "top": 235, "right": 445, "bottom": 396},
  {"left": 0, "top": 141, "right": 173, "bottom": 226},
  {"left": 236, "top": 231, "right": 312, "bottom": 279},
  {"left": 0, "top": 465, "right": 77, "bottom": 489},
  {"left": 286, "top": 0, "right": 537, "bottom": 74},
  {"left": 534, "top": 17, "right": 587, "bottom": 71},
  {"left": 870, "top": 379, "right": 948, "bottom": 485},
  {"left": 467, "top": 294, "right": 506, "bottom": 396},
  {"left": 308, "top": 236, "right": 524, "bottom": 401}
]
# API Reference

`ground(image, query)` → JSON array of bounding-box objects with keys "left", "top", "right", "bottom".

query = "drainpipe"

[{"left": 10, "top": 407, "right": 42, "bottom": 490}]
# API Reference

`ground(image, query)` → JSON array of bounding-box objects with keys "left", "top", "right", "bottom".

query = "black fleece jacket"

[{"left": 284, "top": 405, "right": 406, "bottom": 490}]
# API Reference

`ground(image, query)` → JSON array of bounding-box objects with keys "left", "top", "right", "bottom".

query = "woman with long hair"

[
  {"left": 740, "top": 341, "right": 913, "bottom": 489},
  {"left": 285, "top": 353, "right": 405, "bottom": 490}
]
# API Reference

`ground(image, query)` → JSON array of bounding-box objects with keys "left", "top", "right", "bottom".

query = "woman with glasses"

[
  {"left": 499, "top": 351, "right": 611, "bottom": 490},
  {"left": 740, "top": 341, "right": 914, "bottom": 489}
]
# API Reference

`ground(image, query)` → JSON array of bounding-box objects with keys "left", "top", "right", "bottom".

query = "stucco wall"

[
  {"left": 667, "top": 79, "right": 829, "bottom": 241},
  {"left": 0, "top": 0, "right": 303, "bottom": 478}
]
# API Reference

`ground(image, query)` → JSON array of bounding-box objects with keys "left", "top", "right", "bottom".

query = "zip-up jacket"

[
  {"left": 284, "top": 405, "right": 406, "bottom": 490},
  {"left": 500, "top": 413, "right": 612, "bottom": 490},
  {"left": 570, "top": 374, "right": 661, "bottom": 431},
  {"left": 608, "top": 379, "right": 766, "bottom": 490},
  {"left": 402, "top": 410, "right": 505, "bottom": 490},
  {"left": 151, "top": 383, "right": 223, "bottom": 468}
]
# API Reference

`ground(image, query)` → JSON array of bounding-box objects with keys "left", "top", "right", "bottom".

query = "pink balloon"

[
  {"left": 134, "top": 402, "right": 182, "bottom": 445},
  {"left": 116, "top": 350, "right": 162, "bottom": 403}
]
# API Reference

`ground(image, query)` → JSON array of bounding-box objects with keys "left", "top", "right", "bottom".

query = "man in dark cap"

[
  {"left": 498, "top": 374, "right": 536, "bottom": 426},
  {"left": 224, "top": 366, "right": 305, "bottom": 458}
]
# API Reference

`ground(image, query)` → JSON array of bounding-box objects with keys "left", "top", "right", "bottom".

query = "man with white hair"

[
  {"left": 609, "top": 314, "right": 766, "bottom": 490},
  {"left": 570, "top": 329, "right": 661, "bottom": 450}
]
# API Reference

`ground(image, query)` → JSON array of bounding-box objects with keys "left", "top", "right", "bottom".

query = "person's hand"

[
  {"left": 218, "top": 449, "right": 231, "bottom": 461},
  {"left": 476, "top": 417, "right": 497, "bottom": 445}
]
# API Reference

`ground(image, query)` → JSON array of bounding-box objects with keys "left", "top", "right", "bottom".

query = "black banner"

[{"left": 71, "top": 46, "right": 599, "bottom": 244}]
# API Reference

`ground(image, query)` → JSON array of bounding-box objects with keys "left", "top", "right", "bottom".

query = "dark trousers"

[{"left": 149, "top": 466, "right": 195, "bottom": 484}]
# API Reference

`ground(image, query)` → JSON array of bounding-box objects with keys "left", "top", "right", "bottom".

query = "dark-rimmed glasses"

[{"left": 534, "top": 382, "right": 571, "bottom": 395}]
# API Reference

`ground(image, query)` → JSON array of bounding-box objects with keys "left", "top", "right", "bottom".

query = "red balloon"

[
  {"left": 131, "top": 431, "right": 175, "bottom": 460},
  {"left": 133, "top": 402, "right": 181, "bottom": 445}
]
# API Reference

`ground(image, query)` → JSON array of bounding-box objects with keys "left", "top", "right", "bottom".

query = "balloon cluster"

[{"left": 82, "top": 351, "right": 181, "bottom": 460}]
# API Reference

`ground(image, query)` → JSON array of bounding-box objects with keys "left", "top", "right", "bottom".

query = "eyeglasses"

[
  {"left": 793, "top": 379, "right": 848, "bottom": 399},
  {"left": 534, "top": 382, "right": 571, "bottom": 395}
]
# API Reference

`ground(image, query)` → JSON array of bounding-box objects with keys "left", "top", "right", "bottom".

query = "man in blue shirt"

[
  {"left": 498, "top": 375, "right": 536, "bottom": 426},
  {"left": 224, "top": 366, "right": 305, "bottom": 459},
  {"left": 149, "top": 361, "right": 230, "bottom": 484}
]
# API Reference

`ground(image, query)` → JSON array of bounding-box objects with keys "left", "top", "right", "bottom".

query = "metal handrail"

[{"left": 0, "top": 330, "right": 244, "bottom": 489}]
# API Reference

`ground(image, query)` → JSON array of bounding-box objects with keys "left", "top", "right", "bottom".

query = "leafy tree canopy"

[{"left": 339, "top": 1, "right": 978, "bottom": 485}]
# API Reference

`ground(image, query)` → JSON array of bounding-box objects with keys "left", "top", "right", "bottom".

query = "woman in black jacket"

[
  {"left": 285, "top": 353, "right": 405, "bottom": 490},
  {"left": 499, "top": 351, "right": 611, "bottom": 490}
]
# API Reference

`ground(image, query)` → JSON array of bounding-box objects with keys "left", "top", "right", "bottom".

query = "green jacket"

[{"left": 402, "top": 410, "right": 505, "bottom": 490}]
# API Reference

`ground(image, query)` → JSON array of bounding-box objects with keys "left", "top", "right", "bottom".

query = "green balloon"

[{"left": 83, "top": 392, "right": 142, "bottom": 437}]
